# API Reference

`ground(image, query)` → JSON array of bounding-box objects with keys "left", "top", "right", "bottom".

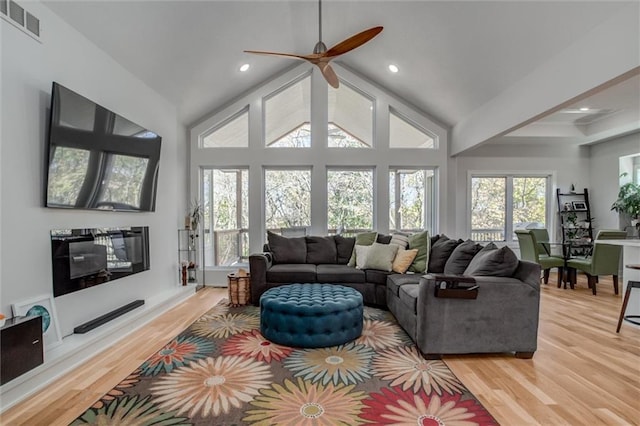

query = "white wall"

[
  {"left": 589, "top": 132, "right": 640, "bottom": 232},
  {"left": 451, "top": 143, "right": 591, "bottom": 242},
  {"left": 1, "top": 2, "right": 186, "bottom": 338}
]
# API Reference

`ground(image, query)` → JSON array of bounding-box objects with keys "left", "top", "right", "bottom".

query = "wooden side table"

[{"left": 227, "top": 271, "right": 250, "bottom": 307}]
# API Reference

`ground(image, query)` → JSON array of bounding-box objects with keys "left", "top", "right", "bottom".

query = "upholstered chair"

[
  {"left": 566, "top": 230, "right": 627, "bottom": 295},
  {"left": 516, "top": 229, "right": 565, "bottom": 286}
]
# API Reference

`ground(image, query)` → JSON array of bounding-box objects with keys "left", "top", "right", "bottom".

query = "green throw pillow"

[
  {"left": 348, "top": 231, "right": 378, "bottom": 267},
  {"left": 407, "top": 230, "right": 430, "bottom": 273}
]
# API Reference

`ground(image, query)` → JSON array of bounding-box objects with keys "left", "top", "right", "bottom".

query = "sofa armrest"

[
  {"left": 416, "top": 274, "right": 540, "bottom": 355},
  {"left": 249, "top": 252, "right": 273, "bottom": 305}
]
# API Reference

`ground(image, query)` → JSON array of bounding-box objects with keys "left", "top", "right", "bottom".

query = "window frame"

[
  {"left": 263, "top": 166, "right": 313, "bottom": 234},
  {"left": 389, "top": 167, "right": 436, "bottom": 233},
  {"left": 467, "top": 171, "right": 553, "bottom": 243},
  {"left": 200, "top": 106, "right": 249, "bottom": 149},
  {"left": 263, "top": 72, "right": 312, "bottom": 148},
  {"left": 326, "top": 166, "right": 376, "bottom": 235}
]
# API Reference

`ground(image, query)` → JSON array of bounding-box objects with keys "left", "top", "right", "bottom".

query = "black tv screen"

[{"left": 45, "top": 82, "right": 162, "bottom": 212}]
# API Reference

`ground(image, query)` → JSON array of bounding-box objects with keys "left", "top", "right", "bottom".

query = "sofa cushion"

[
  {"left": 376, "top": 234, "right": 393, "bottom": 244},
  {"left": 335, "top": 235, "right": 356, "bottom": 264},
  {"left": 348, "top": 232, "right": 378, "bottom": 267},
  {"left": 444, "top": 239, "right": 484, "bottom": 275},
  {"left": 266, "top": 264, "right": 317, "bottom": 283},
  {"left": 267, "top": 231, "right": 307, "bottom": 264},
  {"left": 362, "top": 242, "right": 398, "bottom": 272},
  {"left": 408, "top": 230, "right": 430, "bottom": 273},
  {"left": 365, "top": 269, "right": 394, "bottom": 285},
  {"left": 463, "top": 243, "right": 519, "bottom": 277},
  {"left": 428, "top": 236, "right": 463, "bottom": 273},
  {"left": 317, "top": 264, "right": 366, "bottom": 283},
  {"left": 392, "top": 248, "right": 419, "bottom": 273},
  {"left": 306, "top": 236, "right": 338, "bottom": 264},
  {"left": 387, "top": 274, "right": 421, "bottom": 297},
  {"left": 399, "top": 283, "right": 419, "bottom": 314}
]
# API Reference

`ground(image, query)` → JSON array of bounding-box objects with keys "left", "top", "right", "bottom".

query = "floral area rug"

[{"left": 72, "top": 300, "right": 498, "bottom": 425}]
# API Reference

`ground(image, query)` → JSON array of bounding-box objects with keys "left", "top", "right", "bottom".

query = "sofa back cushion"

[
  {"left": 306, "top": 236, "right": 338, "bottom": 264},
  {"left": 428, "top": 235, "right": 463, "bottom": 273},
  {"left": 267, "top": 231, "right": 307, "bottom": 264},
  {"left": 335, "top": 235, "right": 356, "bottom": 264},
  {"left": 444, "top": 239, "right": 484, "bottom": 275},
  {"left": 463, "top": 242, "right": 519, "bottom": 277}
]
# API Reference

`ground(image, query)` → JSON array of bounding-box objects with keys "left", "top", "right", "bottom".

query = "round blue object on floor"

[{"left": 260, "top": 283, "right": 363, "bottom": 348}]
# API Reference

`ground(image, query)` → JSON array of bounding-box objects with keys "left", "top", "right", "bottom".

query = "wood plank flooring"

[{"left": 1, "top": 274, "right": 639, "bottom": 425}]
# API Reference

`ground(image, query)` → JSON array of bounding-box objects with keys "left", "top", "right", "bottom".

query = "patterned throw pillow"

[
  {"left": 392, "top": 248, "right": 419, "bottom": 273},
  {"left": 390, "top": 232, "right": 410, "bottom": 249}
]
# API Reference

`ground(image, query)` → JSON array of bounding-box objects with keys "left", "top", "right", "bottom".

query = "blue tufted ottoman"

[{"left": 260, "top": 283, "right": 363, "bottom": 348}]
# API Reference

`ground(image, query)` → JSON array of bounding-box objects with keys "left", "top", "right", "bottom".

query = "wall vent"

[{"left": 1, "top": 0, "right": 41, "bottom": 42}]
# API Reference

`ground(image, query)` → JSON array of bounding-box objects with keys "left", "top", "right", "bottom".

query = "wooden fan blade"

[
  {"left": 319, "top": 63, "right": 339, "bottom": 89},
  {"left": 243, "top": 50, "right": 313, "bottom": 62},
  {"left": 325, "top": 26, "right": 383, "bottom": 58}
]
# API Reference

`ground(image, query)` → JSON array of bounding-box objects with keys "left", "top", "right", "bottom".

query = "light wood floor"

[{"left": 1, "top": 274, "right": 639, "bottom": 425}]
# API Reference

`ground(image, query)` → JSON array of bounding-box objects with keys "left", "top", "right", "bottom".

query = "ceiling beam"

[{"left": 450, "top": 3, "right": 640, "bottom": 156}]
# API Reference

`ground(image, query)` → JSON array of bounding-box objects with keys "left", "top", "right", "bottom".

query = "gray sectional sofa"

[{"left": 249, "top": 232, "right": 542, "bottom": 358}]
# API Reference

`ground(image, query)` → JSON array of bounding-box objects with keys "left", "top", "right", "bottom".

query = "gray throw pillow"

[
  {"left": 444, "top": 239, "right": 484, "bottom": 275},
  {"left": 463, "top": 243, "right": 519, "bottom": 277},
  {"left": 428, "top": 236, "right": 463, "bottom": 273},
  {"left": 267, "top": 231, "right": 306, "bottom": 264},
  {"left": 306, "top": 236, "right": 338, "bottom": 264}
]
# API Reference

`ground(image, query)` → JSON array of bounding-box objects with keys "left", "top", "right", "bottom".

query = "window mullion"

[{"left": 505, "top": 176, "right": 514, "bottom": 242}]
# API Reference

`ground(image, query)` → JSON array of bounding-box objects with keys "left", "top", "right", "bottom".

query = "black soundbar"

[{"left": 74, "top": 299, "right": 145, "bottom": 334}]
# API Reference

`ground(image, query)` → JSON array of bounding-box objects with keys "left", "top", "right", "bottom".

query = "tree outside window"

[
  {"left": 471, "top": 175, "right": 548, "bottom": 242},
  {"left": 264, "top": 169, "right": 311, "bottom": 232},
  {"left": 327, "top": 169, "right": 373, "bottom": 234}
]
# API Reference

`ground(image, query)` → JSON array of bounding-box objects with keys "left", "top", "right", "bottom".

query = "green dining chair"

[
  {"left": 566, "top": 230, "right": 627, "bottom": 295},
  {"left": 515, "top": 229, "right": 565, "bottom": 286},
  {"left": 530, "top": 228, "right": 551, "bottom": 256}
]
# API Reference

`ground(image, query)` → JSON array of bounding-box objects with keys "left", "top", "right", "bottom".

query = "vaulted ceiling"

[{"left": 43, "top": 1, "right": 640, "bottom": 154}]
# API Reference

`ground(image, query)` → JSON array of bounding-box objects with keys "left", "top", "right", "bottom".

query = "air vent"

[{"left": 1, "top": 0, "right": 41, "bottom": 42}]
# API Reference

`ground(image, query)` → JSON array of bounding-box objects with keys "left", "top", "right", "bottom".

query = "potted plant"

[{"left": 611, "top": 175, "right": 640, "bottom": 232}]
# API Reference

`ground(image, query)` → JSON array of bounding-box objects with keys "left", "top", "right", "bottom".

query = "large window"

[
  {"left": 191, "top": 65, "right": 447, "bottom": 270},
  {"left": 264, "top": 169, "right": 311, "bottom": 233},
  {"left": 389, "top": 109, "right": 435, "bottom": 149},
  {"left": 265, "top": 76, "right": 311, "bottom": 148},
  {"left": 202, "top": 109, "right": 248, "bottom": 148},
  {"left": 390, "top": 168, "right": 435, "bottom": 233},
  {"left": 202, "top": 168, "right": 249, "bottom": 266},
  {"left": 328, "top": 83, "right": 373, "bottom": 148},
  {"left": 327, "top": 169, "right": 374, "bottom": 234},
  {"left": 471, "top": 175, "right": 549, "bottom": 242}
]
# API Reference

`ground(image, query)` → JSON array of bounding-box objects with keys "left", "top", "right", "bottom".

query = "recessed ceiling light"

[
  {"left": 579, "top": 107, "right": 590, "bottom": 111},
  {"left": 239, "top": 63, "right": 250, "bottom": 72},
  {"left": 388, "top": 64, "right": 399, "bottom": 73}
]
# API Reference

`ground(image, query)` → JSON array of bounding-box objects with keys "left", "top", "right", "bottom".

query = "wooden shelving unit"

[{"left": 556, "top": 188, "right": 593, "bottom": 257}]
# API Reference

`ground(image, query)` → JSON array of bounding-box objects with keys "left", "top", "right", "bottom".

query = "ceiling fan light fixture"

[
  {"left": 388, "top": 64, "right": 399, "bottom": 73},
  {"left": 239, "top": 63, "right": 250, "bottom": 72}
]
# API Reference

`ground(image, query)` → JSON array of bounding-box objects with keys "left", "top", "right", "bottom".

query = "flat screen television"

[
  {"left": 51, "top": 227, "right": 150, "bottom": 297},
  {"left": 45, "top": 82, "right": 162, "bottom": 212}
]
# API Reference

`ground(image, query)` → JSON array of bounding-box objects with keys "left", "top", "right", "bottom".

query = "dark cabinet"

[{"left": 0, "top": 315, "right": 44, "bottom": 385}]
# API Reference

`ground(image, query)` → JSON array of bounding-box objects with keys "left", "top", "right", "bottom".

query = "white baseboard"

[{"left": 0, "top": 285, "right": 196, "bottom": 412}]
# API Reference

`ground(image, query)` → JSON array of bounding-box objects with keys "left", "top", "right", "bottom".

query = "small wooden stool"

[{"left": 616, "top": 264, "right": 640, "bottom": 333}]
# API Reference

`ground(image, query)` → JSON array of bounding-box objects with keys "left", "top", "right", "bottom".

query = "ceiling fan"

[{"left": 244, "top": 0, "right": 383, "bottom": 89}]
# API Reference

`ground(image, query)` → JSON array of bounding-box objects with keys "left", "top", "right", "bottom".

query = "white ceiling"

[{"left": 43, "top": 0, "right": 640, "bottom": 148}]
